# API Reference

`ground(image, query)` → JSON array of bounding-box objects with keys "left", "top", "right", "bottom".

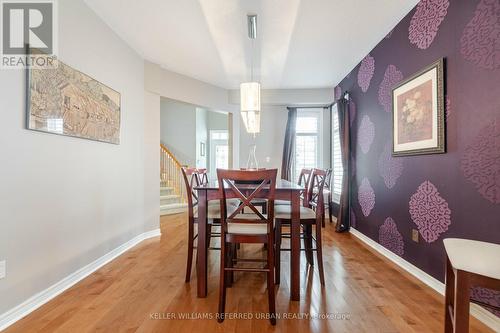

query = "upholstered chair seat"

[
  {"left": 227, "top": 214, "right": 269, "bottom": 235},
  {"left": 444, "top": 238, "right": 500, "bottom": 279},
  {"left": 443, "top": 238, "right": 500, "bottom": 332},
  {"left": 194, "top": 202, "right": 238, "bottom": 219},
  {"left": 274, "top": 205, "right": 316, "bottom": 219},
  {"left": 274, "top": 199, "right": 290, "bottom": 205},
  {"left": 208, "top": 198, "right": 241, "bottom": 207}
]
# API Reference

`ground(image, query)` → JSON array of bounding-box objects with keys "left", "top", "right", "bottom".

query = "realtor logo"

[{"left": 1, "top": 0, "right": 57, "bottom": 68}]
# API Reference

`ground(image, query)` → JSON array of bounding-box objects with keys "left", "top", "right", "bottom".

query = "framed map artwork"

[{"left": 27, "top": 54, "right": 121, "bottom": 144}]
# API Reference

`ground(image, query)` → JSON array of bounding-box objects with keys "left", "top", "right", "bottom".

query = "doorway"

[{"left": 209, "top": 130, "right": 229, "bottom": 178}]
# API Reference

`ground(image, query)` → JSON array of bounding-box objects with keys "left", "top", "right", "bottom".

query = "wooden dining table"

[{"left": 194, "top": 179, "right": 304, "bottom": 301}]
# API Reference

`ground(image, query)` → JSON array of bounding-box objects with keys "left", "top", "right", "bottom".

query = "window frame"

[
  {"left": 209, "top": 130, "right": 229, "bottom": 178},
  {"left": 292, "top": 108, "right": 324, "bottom": 182},
  {"left": 330, "top": 104, "right": 343, "bottom": 204}
]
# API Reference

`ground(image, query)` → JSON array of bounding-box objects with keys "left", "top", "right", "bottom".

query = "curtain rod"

[
  {"left": 326, "top": 91, "right": 350, "bottom": 108},
  {"left": 287, "top": 104, "right": 330, "bottom": 109}
]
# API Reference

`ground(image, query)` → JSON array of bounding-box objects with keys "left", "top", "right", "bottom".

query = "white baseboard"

[
  {"left": 349, "top": 228, "right": 500, "bottom": 332},
  {"left": 0, "top": 228, "right": 161, "bottom": 332}
]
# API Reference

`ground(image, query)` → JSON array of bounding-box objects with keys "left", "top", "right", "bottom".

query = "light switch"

[{"left": 411, "top": 229, "right": 419, "bottom": 243}]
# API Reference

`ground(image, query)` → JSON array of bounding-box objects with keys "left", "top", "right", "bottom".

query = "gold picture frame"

[{"left": 392, "top": 58, "right": 445, "bottom": 156}]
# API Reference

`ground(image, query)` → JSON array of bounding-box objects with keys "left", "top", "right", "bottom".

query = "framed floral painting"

[{"left": 392, "top": 58, "right": 445, "bottom": 156}]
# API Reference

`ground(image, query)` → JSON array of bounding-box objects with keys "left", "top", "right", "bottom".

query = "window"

[
  {"left": 215, "top": 145, "right": 228, "bottom": 169},
  {"left": 293, "top": 108, "right": 323, "bottom": 182},
  {"left": 210, "top": 130, "right": 229, "bottom": 176},
  {"left": 211, "top": 131, "right": 228, "bottom": 140},
  {"left": 331, "top": 104, "right": 343, "bottom": 203}
]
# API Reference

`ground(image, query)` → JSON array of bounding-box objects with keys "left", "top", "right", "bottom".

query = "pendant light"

[{"left": 240, "top": 14, "right": 261, "bottom": 134}]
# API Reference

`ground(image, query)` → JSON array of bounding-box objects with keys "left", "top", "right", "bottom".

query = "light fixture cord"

[{"left": 250, "top": 38, "right": 254, "bottom": 82}]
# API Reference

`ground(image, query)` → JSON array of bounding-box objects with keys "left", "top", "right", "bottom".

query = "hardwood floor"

[{"left": 4, "top": 213, "right": 493, "bottom": 333}]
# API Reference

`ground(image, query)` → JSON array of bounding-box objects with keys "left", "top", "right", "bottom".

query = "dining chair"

[
  {"left": 274, "top": 168, "right": 327, "bottom": 285},
  {"left": 181, "top": 167, "right": 238, "bottom": 282},
  {"left": 197, "top": 167, "right": 241, "bottom": 207},
  {"left": 443, "top": 238, "right": 500, "bottom": 333},
  {"left": 216, "top": 168, "right": 278, "bottom": 325},
  {"left": 239, "top": 168, "right": 268, "bottom": 214},
  {"left": 196, "top": 168, "right": 210, "bottom": 185},
  {"left": 275, "top": 168, "right": 312, "bottom": 206}
]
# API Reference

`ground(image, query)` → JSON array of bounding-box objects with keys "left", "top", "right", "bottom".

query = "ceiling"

[{"left": 84, "top": 0, "right": 418, "bottom": 89}]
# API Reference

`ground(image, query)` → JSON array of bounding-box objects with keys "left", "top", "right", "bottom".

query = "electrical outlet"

[
  {"left": 411, "top": 229, "right": 419, "bottom": 243},
  {"left": 0, "top": 260, "right": 6, "bottom": 279}
]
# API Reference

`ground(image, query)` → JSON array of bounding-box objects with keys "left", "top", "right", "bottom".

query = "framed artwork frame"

[
  {"left": 392, "top": 58, "right": 445, "bottom": 156},
  {"left": 200, "top": 142, "right": 206, "bottom": 156},
  {"left": 27, "top": 49, "right": 121, "bottom": 144}
]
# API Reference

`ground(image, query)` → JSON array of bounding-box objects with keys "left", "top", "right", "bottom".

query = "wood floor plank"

[{"left": 2, "top": 213, "right": 494, "bottom": 333}]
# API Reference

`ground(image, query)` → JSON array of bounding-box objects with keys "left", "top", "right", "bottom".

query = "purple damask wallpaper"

[{"left": 338, "top": 0, "right": 500, "bottom": 316}]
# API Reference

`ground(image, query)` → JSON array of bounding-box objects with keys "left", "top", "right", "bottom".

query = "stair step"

[
  {"left": 160, "top": 194, "right": 180, "bottom": 199},
  {"left": 160, "top": 194, "right": 182, "bottom": 205},
  {"left": 160, "top": 186, "right": 174, "bottom": 191},
  {"left": 160, "top": 203, "right": 188, "bottom": 216},
  {"left": 160, "top": 186, "right": 175, "bottom": 195}
]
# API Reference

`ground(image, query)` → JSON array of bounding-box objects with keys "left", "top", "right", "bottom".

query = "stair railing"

[{"left": 160, "top": 144, "right": 187, "bottom": 203}]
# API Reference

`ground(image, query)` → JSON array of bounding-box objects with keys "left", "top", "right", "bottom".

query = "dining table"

[{"left": 194, "top": 178, "right": 304, "bottom": 301}]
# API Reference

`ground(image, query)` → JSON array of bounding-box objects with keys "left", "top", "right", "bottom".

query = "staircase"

[{"left": 160, "top": 144, "right": 188, "bottom": 215}]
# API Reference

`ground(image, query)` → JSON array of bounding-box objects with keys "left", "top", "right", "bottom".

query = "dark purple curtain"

[
  {"left": 336, "top": 97, "right": 351, "bottom": 232},
  {"left": 281, "top": 107, "right": 297, "bottom": 181}
]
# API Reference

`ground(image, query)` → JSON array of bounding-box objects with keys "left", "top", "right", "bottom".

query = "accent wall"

[{"left": 337, "top": 0, "right": 499, "bottom": 315}]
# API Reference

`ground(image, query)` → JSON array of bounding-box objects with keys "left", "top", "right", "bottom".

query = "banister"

[
  {"left": 160, "top": 143, "right": 187, "bottom": 204},
  {"left": 160, "top": 143, "right": 183, "bottom": 168}
]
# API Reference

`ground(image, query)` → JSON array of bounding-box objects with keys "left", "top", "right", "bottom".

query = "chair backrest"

[
  {"left": 324, "top": 168, "right": 332, "bottom": 190},
  {"left": 217, "top": 169, "right": 277, "bottom": 233},
  {"left": 239, "top": 168, "right": 267, "bottom": 170},
  {"left": 298, "top": 168, "right": 312, "bottom": 187},
  {"left": 197, "top": 168, "right": 210, "bottom": 185},
  {"left": 181, "top": 167, "right": 201, "bottom": 219},
  {"left": 307, "top": 169, "right": 327, "bottom": 218},
  {"left": 298, "top": 168, "right": 312, "bottom": 202}
]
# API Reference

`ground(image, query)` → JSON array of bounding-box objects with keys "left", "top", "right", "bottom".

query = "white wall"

[
  {"left": 207, "top": 111, "right": 228, "bottom": 131},
  {"left": 0, "top": 0, "right": 155, "bottom": 315},
  {"left": 237, "top": 89, "right": 334, "bottom": 177},
  {"left": 195, "top": 108, "right": 208, "bottom": 168},
  {"left": 229, "top": 88, "right": 334, "bottom": 106},
  {"left": 145, "top": 61, "right": 240, "bottom": 168},
  {"left": 144, "top": 92, "right": 160, "bottom": 231},
  {"left": 239, "top": 106, "right": 288, "bottom": 173},
  {"left": 159, "top": 98, "right": 196, "bottom": 166}
]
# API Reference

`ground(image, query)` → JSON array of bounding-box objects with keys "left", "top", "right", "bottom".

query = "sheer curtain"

[
  {"left": 335, "top": 97, "right": 351, "bottom": 232},
  {"left": 281, "top": 107, "right": 297, "bottom": 181}
]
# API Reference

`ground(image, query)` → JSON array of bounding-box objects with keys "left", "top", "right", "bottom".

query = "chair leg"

[
  {"left": 228, "top": 243, "right": 236, "bottom": 286},
  {"left": 218, "top": 240, "right": 227, "bottom": 323},
  {"left": 328, "top": 193, "right": 333, "bottom": 223},
  {"left": 304, "top": 224, "right": 314, "bottom": 266},
  {"left": 275, "top": 219, "right": 281, "bottom": 285},
  {"left": 322, "top": 207, "right": 326, "bottom": 228},
  {"left": 266, "top": 234, "right": 277, "bottom": 325},
  {"left": 453, "top": 270, "right": 471, "bottom": 333},
  {"left": 185, "top": 218, "right": 194, "bottom": 282},
  {"left": 207, "top": 224, "right": 212, "bottom": 248},
  {"left": 444, "top": 257, "right": 455, "bottom": 333},
  {"left": 315, "top": 224, "right": 325, "bottom": 285},
  {"left": 225, "top": 243, "right": 233, "bottom": 287}
]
